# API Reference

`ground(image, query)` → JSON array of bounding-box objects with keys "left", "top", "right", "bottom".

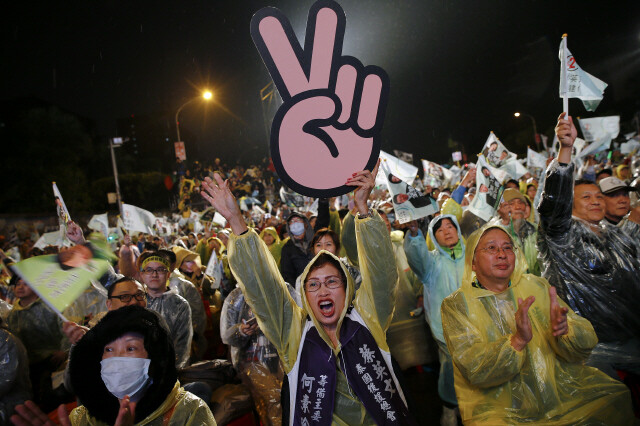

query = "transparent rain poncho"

[
  {"left": 404, "top": 214, "right": 465, "bottom": 405},
  {"left": 221, "top": 286, "right": 289, "bottom": 425},
  {"left": 6, "top": 299, "right": 66, "bottom": 364},
  {"left": 228, "top": 211, "right": 403, "bottom": 425},
  {"left": 63, "top": 280, "right": 108, "bottom": 326},
  {"left": 441, "top": 223, "right": 635, "bottom": 424},
  {"left": 0, "top": 326, "right": 32, "bottom": 424},
  {"left": 146, "top": 289, "right": 193, "bottom": 369},
  {"left": 537, "top": 161, "right": 640, "bottom": 376}
]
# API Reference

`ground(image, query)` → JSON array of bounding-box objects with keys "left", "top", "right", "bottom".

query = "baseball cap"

[
  {"left": 599, "top": 177, "right": 638, "bottom": 195},
  {"left": 501, "top": 188, "right": 527, "bottom": 204}
]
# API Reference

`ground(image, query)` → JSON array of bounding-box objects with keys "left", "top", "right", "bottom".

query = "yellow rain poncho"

[
  {"left": 441, "top": 224, "right": 635, "bottom": 425},
  {"left": 229, "top": 211, "right": 408, "bottom": 425},
  {"left": 258, "top": 226, "right": 285, "bottom": 267}
]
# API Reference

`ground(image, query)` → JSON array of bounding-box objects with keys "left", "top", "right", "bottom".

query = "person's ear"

[
  {"left": 106, "top": 299, "right": 112, "bottom": 310},
  {"left": 471, "top": 257, "right": 477, "bottom": 272}
]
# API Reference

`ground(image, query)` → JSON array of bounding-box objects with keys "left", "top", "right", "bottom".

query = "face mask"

[
  {"left": 101, "top": 357, "right": 151, "bottom": 401},
  {"left": 289, "top": 221, "right": 305, "bottom": 236}
]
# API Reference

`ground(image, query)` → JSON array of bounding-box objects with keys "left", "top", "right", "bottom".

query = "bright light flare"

[
  {"left": 203, "top": 91, "right": 213, "bottom": 100},
  {"left": 514, "top": 112, "right": 521, "bottom": 117}
]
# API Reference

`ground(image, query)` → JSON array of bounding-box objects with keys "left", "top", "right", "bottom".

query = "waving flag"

[
  {"left": 122, "top": 203, "right": 156, "bottom": 234},
  {"left": 559, "top": 36, "right": 607, "bottom": 112}
]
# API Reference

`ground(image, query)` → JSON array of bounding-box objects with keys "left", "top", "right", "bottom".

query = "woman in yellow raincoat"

[
  {"left": 201, "top": 164, "right": 416, "bottom": 425},
  {"left": 441, "top": 224, "right": 634, "bottom": 424}
]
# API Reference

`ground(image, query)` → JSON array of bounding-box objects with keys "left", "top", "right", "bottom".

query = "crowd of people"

[{"left": 0, "top": 113, "right": 639, "bottom": 425}]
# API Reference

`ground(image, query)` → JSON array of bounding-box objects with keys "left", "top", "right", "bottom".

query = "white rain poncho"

[
  {"left": 441, "top": 223, "right": 634, "bottom": 424},
  {"left": 0, "top": 326, "right": 32, "bottom": 423},
  {"left": 537, "top": 160, "right": 640, "bottom": 376},
  {"left": 146, "top": 289, "right": 193, "bottom": 368}
]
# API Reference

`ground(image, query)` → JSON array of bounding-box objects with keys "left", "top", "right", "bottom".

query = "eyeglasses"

[
  {"left": 478, "top": 244, "right": 516, "bottom": 255},
  {"left": 305, "top": 276, "right": 343, "bottom": 292},
  {"left": 142, "top": 267, "right": 168, "bottom": 275},
  {"left": 109, "top": 292, "right": 147, "bottom": 303}
]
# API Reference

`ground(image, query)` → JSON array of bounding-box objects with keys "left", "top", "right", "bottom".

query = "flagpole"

[{"left": 562, "top": 34, "right": 569, "bottom": 115}]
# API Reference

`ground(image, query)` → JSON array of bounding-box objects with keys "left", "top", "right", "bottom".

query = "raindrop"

[{"left": 140, "top": 24, "right": 143, "bottom": 33}]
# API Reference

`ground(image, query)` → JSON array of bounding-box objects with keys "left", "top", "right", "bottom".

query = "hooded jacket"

[
  {"left": 259, "top": 226, "right": 285, "bottom": 267},
  {"left": 441, "top": 223, "right": 634, "bottom": 425},
  {"left": 228, "top": 211, "right": 413, "bottom": 425},
  {"left": 404, "top": 214, "right": 465, "bottom": 345},
  {"left": 67, "top": 306, "right": 215, "bottom": 425}
]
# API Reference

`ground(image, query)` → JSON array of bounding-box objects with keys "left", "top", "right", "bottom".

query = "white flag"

[
  {"left": 204, "top": 250, "right": 223, "bottom": 289},
  {"left": 88, "top": 213, "right": 109, "bottom": 237},
  {"left": 393, "top": 150, "right": 414, "bottom": 163},
  {"left": 34, "top": 231, "right": 70, "bottom": 249},
  {"left": 212, "top": 212, "right": 227, "bottom": 227},
  {"left": 577, "top": 116, "right": 619, "bottom": 156},
  {"left": 559, "top": 41, "right": 607, "bottom": 111},
  {"left": 376, "top": 150, "right": 418, "bottom": 186},
  {"left": 480, "top": 132, "right": 516, "bottom": 168},
  {"left": 467, "top": 156, "right": 504, "bottom": 222},
  {"left": 382, "top": 161, "right": 438, "bottom": 224},
  {"left": 422, "top": 160, "right": 454, "bottom": 187},
  {"left": 122, "top": 203, "right": 156, "bottom": 234},
  {"left": 527, "top": 148, "right": 547, "bottom": 170}
]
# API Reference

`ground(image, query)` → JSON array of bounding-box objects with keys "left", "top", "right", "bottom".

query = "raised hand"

[
  {"left": 114, "top": 396, "right": 136, "bottom": 426},
  {"left": 251, "top": 0, "right": 389, "bottom": 197},
  {"left": 549, "top": 287, "right": 569, "bottom": 337},
  {"left": 201, "top": 174, "right": 248, "bottom": 235},
  {"left": 555, "top": 112, "right": 577, "bottom": 164},
  {"left": 11, "top": 401, "right": 71, "bottom": 426},
  {"left": 66, "top": 221, "right": 86, "bottom": 245},
  {"left": 346, "top": 159, "right": 380, "bottom": 216},
  {"left": 511, "top": 295, "right": 535, "bottom": 351}
]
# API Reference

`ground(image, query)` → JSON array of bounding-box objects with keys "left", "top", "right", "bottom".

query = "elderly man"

[
  {"left": 489, "top": 188, "right": 540, "bottom": 275},
  {"left": 537, "top": 112, "right": 640, "bottom": 377},
  {"left": 599, "top": 176, "right": 640, "bottom": 240},
  {"left": 441, "top": 224, "right": 634, "bottom": 424}
]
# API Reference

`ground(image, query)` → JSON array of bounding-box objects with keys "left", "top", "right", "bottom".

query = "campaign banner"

[
  {"left": 422, "top": 159, "right": 454, "bottom": 187},
  {"left": 382, "top": 161, "right": 438, "bottom": 224},
  {"left": 376, "top": 150, "right": 418, "bottom": 186},
  {"left": 481, "top": 132, "right": 516, "bottom": 168},
  {"left": 52, "top": 182, "right": 71, "bottom": 225},
  {"left": 88, "top": 213, "right": 109, "bottom": 237},
  {"left": 11, "top": 239, "right": 115, "bottom": 319},
  {"left": 122, "top": 203, "right": 157, "bottom": 234},
  {"left": 204, "top": 249, "right": 223, "bottom": 290},
  {"left": 467, "top": 156, "right": 505, "bottom": 222}
]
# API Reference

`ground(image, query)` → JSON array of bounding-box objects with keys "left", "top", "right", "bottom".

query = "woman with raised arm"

[{"left": 202, "top": 160, "right": 416, "bottom": 425}]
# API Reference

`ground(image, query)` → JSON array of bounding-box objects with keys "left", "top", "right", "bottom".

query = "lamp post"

[
  {"left": 175, "top": 90, "right": 213, "bottom": 143},
  {"left": 514, "top": 112, "right": 539, "bottom": 149}
]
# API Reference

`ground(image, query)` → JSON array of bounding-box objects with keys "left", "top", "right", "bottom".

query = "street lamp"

[
  {"left": 175, "top": 90, "right": 213, "bottom": 143},
  {"left": 514, "top": 111, "right": 540, "bottom": 149}
]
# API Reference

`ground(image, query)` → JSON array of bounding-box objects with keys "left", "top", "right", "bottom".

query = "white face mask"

[
  {"left": 101, "top": 357, "right": 151, "bottom": 401},
  {"left": 290, "top": 221, "right": 305, "bottom": 236}
]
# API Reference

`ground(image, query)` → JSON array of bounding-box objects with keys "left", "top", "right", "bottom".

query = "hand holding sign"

[{"left": 251, "top": 0, "right": 389, "bottom": 197}]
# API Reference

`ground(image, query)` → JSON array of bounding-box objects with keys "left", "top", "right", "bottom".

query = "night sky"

[{"left": 4, "top": 1, "right": 640, "bottom": 165}]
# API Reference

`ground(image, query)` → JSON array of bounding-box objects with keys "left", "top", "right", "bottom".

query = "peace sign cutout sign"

[{"left": 251, "top": 0, "right": 390, "bottom": 197}]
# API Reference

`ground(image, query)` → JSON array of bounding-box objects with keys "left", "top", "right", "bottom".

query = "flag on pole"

[
  {"left": 422, "top": 160, "right": 454, "bottom": 187},
  {"left": 88, "top": 213, "right": 109, "bottom": 237},
  {"left": 527, "top": 148, "right": 548, "bottom": 170},
  {"left": 381, "top": 161, "right": 438, "bottom": 224},
  {"left": 204, "top": 250, "right": 223, "bottom": 289},
  {"left": 467, "top": 156, "right": 506, "bottom": 222},
  {"left": 577, "top": 116, "right": 620, "bottom": 156},
  {"left": 376, "top": 150, "right": 419, "bottom": 186},
  {"left": 480, "top": 132, "right": 516, "bottom": 168},
  {"left": 122, "top": 203, "right": 156, "bottom": 234},
  {"left": 559, "top": 37, "right": 607, "bottom": 112}
]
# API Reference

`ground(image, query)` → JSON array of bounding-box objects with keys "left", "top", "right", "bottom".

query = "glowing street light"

[{"left": 175, "top": 90, "right": 213, "bottom": 143}]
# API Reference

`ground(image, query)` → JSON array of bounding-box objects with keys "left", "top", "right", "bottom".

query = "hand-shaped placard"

[{"left": 251, "top": 0, "right": 389, "bottom": 197}]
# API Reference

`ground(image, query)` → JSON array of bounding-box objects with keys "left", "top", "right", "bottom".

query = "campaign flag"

[
  {"left": 422, "top": 160, "right": 454, "bottom": 187},
  {"left": 212, "top": 212, "right": 227, "bottom": 227},
  {"left": 480, "top": 132, "right": 516, "bottom": 168},
  {"left": 527, "top": 148, "right": 548, "bottom": 170},
  {"left": 33, "top": 231, "right": 69, "bottom": 250},
  {"left": 620, "top": 138, "right": 640, "bottom": 155},
  {"left": 452, "top": 151, "right": 463, "bottom": 162},
  {"left": 52, "top": 182, "right": 71, "bottom": 225},
  {"left": 500, "top": 158, "right": 529, "bottom": 180},
  {"left": 467, "top": 156, "right": 505, "bottom": 222},
  {"left": 382, "top": 161, "right": 438, "bottom": 224},
  {"left": 204, "top": 250, "right": 223, "bottom": 289},
  {"left": 11, "top": 239, "right": 115, "bottom": 319},
  {"left": 376, "top": 150, "right": 419, "bottom": 186},
  {"left": 122, "top": 203, "right": 156, "bottom": 234},
  {"left": 88, "top": 213, "right": 109, "bottom": 237},
  {"left": 393, "top": 150, "right": 414, "bottom": 164},
  {"left": 559, "top": 38, "right": 607, "bottom": 112},
  {"left": 577, "top": 116, "right": 619, "bottom": 157}
]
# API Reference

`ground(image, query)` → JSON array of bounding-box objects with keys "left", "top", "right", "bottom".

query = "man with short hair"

[
  {"left": 599, "top": 176, "right": 640, "bottom": 228},
  {"left": 537, "top": 113, "right": 640, "bottom": 377},
  {"left": 138, "top": 251, "right": 193, "bottom": 368},
  {"left": 441, "top": 224, "right": 634, "bottom": 424},
  {"left": 490, "top": 188, "right": 540, "bottom": 275}
]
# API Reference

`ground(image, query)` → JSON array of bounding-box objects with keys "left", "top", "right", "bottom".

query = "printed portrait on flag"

[{"left": 383, "top": 162, "right": 438, "bottom": 224}]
